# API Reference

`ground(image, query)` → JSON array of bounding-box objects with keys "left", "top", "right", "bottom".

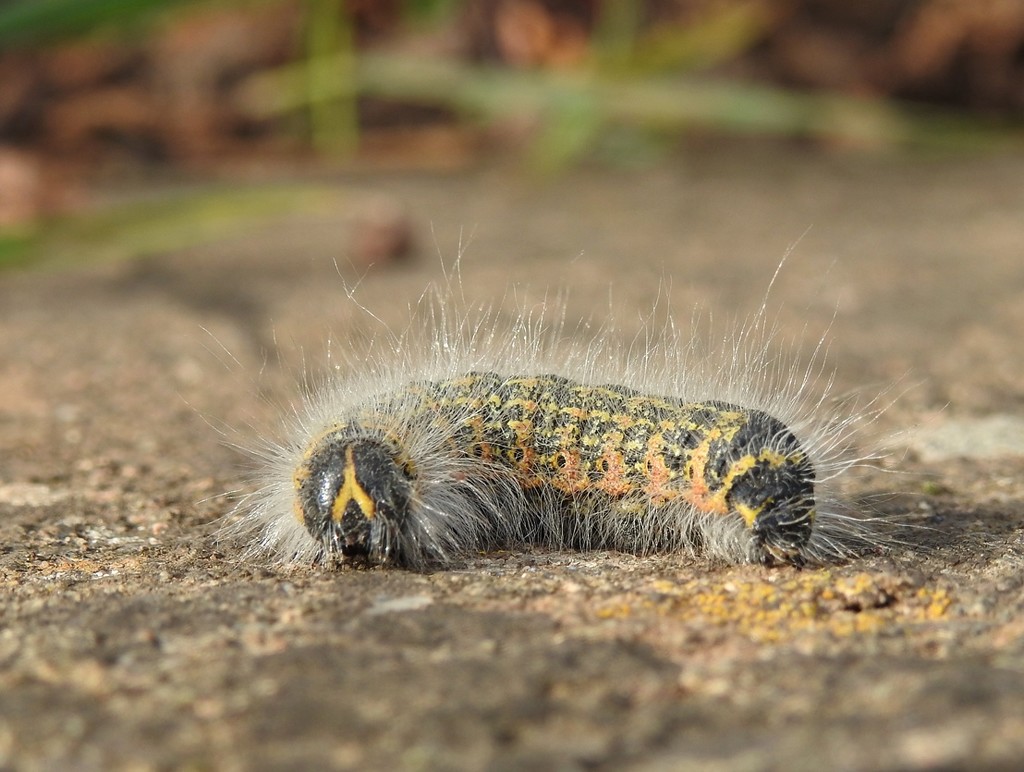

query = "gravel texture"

[{"left": 3, "top": 143, "right": 1024, "bottom": 770}]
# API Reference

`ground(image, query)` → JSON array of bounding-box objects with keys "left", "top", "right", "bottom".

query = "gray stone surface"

[{"left": 3, "top": 143, "right": 1024, "bottom": 770}]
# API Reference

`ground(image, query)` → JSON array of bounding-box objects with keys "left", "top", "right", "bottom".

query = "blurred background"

[{"left": 0, "top": 0, "right": 1022, "bottom": 270}]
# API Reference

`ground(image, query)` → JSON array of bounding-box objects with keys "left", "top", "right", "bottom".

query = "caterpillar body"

[
  {"left": 230, "top": 270, "right": 886, "bottom": 570},
  {"left": 297, "top": 373, "right": 814, "bottom": 567}
]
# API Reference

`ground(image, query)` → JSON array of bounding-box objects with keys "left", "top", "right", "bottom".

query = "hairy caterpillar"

[{"left": 227, "top": 262, "right": 887, "bottom": 569}]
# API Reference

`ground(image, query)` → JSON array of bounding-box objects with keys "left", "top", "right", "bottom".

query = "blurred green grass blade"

[
  {"left": 0, "top": 0, "right": 200, "bottom": 46},
  {"left": 239, "top": 51, "right": 1024, "bottom": 164},
  {"left": 624, "top": 3, "right": 770, "bottom": 75},
  {"left": 529, "top": 86, "right": 604, "bottom": 173},
  {"left": 400, "top": 0, "right": 462, "bottom": 25},
  {"left": 592, "top": 1, "right": 642, "bottom": 73},
  {"left": 593, "top": 1, "right": 768, "bottom": 76},
  {"left": 304, "top": 0, "right": 358, "bottom": 157},
  {"left": 0, "top": 184, "right": 350, "bottom": 271},
  {"left": 0, "top": 232, "right": 34, "bottom": 270}
]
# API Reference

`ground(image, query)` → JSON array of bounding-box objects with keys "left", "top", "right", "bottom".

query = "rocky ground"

[{"left": 2, "top": 142, "right": 1024, "bottom": 770}]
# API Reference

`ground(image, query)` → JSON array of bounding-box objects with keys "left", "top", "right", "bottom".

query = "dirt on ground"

[{"left": 2, "top": 142, "right": 1024, "bottom": 770}]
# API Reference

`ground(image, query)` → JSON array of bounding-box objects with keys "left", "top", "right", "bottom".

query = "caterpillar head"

[
  {"left": 732, "top": 462, "right": 816, "bottom": 566},
  {"left": 294, "top": 433, "right": 414, "bottom": 564},
  {"left": 707, "top": 408, "right": 817, "bottom": 565}
]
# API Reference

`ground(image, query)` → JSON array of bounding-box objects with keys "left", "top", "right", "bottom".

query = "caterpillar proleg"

[{"left": 228, "top": 261, "right": 889, "bottom": 569}]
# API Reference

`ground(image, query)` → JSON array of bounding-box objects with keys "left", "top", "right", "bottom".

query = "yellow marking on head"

[
  {"left": 735, "top": 501, "right": 763, "bottom": 528},
  {"left": 331, "top": 445, "right": 377, "bottom": 522}
]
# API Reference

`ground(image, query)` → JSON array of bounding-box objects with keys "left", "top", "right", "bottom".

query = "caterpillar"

[{"left": 227, "top": 263, "right": 888, "bottom": 570}]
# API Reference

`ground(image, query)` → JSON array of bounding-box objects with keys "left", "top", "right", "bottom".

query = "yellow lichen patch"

[
  {"left": 916, "top": 586, "right": 952, "bottom": 619},
  {"left": 23, "top": 554, "right": 155, "bottom": 584},
  {"left": 595, "top": 602, "right": 634, "bottom": 619},
  {"left": 598, "top": 570, "right": 953, "bottom": 644}
]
